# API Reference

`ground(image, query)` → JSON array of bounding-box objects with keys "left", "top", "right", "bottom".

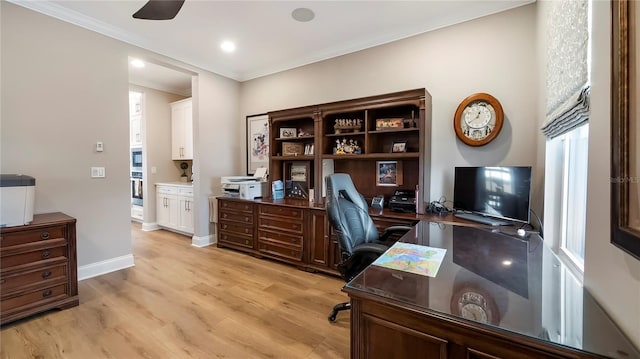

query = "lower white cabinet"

[{"left": 156, "top": 183, "right": 193, "bottom": 235}]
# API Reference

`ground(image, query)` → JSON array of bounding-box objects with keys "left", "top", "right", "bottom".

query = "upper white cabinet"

[
  {"left": 171, "top": 98, "right": 193, "bottom": 160},
  {"left": 129, "top": 91, "right": 143, "bottom": 147}
]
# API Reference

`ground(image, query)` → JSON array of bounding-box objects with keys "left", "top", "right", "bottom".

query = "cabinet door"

[
  {"left": 178, "top": 196, "right": 194, "bottom": 234},
  {"left": 308, "top": 210, "right": 329, "bottom": 268},
  {"left": 156, "top": 194, "right": 178, "bottom": 228},
  {"left": 130, "top": 115, "right": 142, "bottom": 146},
  {"left": 171, "top": 99, "right": 193, "bottom": 160}
]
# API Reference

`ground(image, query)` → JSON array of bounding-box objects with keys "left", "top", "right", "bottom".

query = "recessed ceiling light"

[
  {"left": 291, "top": 8, "right": 315, "bottom": 22},
  {"left": 130, "top": 59, "right": 145, "bottom": 68},
  {"left": 220, "top": 41, "right": 236, "bottom": 53}
]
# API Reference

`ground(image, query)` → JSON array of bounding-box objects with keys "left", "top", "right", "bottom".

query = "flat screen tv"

[{"left": 453, "top": 166, "right": 532, "bottom": 225}]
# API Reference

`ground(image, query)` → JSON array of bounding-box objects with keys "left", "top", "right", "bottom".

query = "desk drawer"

[
  {"left": 219, "top": 222, "right": 253, "bottom": 236},
  {"left": 258, "top": 217, "right": 303, "bottom": 234},
  {"left": 219, "top": 231, "right": 254, "bottom": 249},
  {"left": 1, "top": 284, "right": 68, "bottom": 312},
  {"left": 259, "top": 205, "right": 303, "bottom": 220},
  {"left": 257, "top": 241, "right": 303, "bottom": 262},
  {"left": 1, "top": 226, "right": 66, "bottom": 248},
  {"left": 0, "top": 264, "right": 67, "bottom": 293},
  {"left": 258, "top": 229, "right": 303, "bottom": 247},
  {"left": 1, "top": 246, "right": 66, "bottom": 269},
  {"left": 219, "top": 211, "right": 254, "bottom": 225},
  {"left": 219, "top": 200, "right": 254, "bottom": 213}
]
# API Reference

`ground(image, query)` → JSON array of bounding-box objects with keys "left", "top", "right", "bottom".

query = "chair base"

[{"left": 328, "top": 301, "right": 351, "bottom": 322}]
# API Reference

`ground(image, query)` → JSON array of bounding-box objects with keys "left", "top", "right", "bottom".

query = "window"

[
  {"left": 559, "top": 124, "right": 589, "bottom": 270},
  {"left": 542, "top": 0, "right": 591, "bottom": 279}
]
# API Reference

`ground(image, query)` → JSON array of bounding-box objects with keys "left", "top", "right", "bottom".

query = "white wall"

[
  {"left": 1, "top": 2, "right": 132, "bottom": 267},
  {"left": 583, "top": 0, "right": 640, "bottom": 347},
  {"left": 1, "top": 2, "right": 239, "bottom": 271},
  {"left": 240, "top": 4, "right": 540, "bottom": 211}
]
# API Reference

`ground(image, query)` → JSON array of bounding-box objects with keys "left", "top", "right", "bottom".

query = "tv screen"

[{"left": 453, "top": 166, "right": 532, "bottom": 224}]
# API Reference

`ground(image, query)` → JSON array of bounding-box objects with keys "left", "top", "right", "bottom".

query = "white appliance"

[
  {"left": 1, "top": 174, "right": 35, "bottom": 227},
  {"left": 221, "top": 176, "right": 267, "bottom": 199}
]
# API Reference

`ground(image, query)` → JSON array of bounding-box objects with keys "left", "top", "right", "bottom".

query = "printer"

[{"left": 221, "top": 168, "right": 268, "bottom": 200}]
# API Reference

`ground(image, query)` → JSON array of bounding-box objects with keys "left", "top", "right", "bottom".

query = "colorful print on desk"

[{"left": 372, "top": 242, "right": 446, "bottom": 277}]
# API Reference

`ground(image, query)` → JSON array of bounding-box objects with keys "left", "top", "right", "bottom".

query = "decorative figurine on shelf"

[
  {"left": 298, "top": 129, "right": 311, "bottom": 137},
  {"left": 180, "top": 162, "right": 189, "bottom": 182},
  {"left": 334, "top": 138, "right": 362, "bottom": 154}
]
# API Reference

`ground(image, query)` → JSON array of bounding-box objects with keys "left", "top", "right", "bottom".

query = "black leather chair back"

[{"left": 326, "top": 174, "right": 379, "bottom": 266}]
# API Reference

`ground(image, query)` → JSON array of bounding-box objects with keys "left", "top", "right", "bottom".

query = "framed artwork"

[
  {"left": 279, "top": 127, "right": 297, "bottom": 138},
  {"left": 612, "top": 0, "right": 640, "bottom": 259},
  {"left": 392, "top": 140, "right": 407, "bottom": 153},
  {"left": 376, "top": 160, "right": 403, "bottom": 187},
  {"left": 246, "top": 114, "right": 269, "bottom": 175}
]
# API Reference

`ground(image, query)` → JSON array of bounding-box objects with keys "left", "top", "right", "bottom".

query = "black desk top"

[{"left": 345, "top": 221, "right": 639, "bottom": 358}]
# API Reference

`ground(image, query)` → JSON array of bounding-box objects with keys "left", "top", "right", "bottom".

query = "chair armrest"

[
  {"left": 379, "top": 225, "right": 412, "bottom": 242},
  {"left": 352, "top": 243, "right": 389, "bottom": 256}
]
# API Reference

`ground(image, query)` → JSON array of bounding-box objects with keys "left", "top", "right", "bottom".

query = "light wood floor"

[{"left": 1, "top": 223, "right": 350, "bottom": 359}]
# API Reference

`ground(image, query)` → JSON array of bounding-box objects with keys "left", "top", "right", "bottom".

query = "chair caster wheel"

[{"left": 328, "top": 314, "right": 337, "bottom": 322}]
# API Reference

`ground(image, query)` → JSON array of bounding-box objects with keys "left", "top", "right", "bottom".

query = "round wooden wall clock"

[{"left": 453, "top": 93, "right": 504, "bottom": 146}]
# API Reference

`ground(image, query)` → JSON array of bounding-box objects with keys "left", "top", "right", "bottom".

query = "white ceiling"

[{"left": 11, "top": 0, "right": 534, "bottom": 92}]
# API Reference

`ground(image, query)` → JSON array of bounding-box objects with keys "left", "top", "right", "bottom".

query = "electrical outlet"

[{"left": 91, "top": 167, "right": 105, "bottom": 178}]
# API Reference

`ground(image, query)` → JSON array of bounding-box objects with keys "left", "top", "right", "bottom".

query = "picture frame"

[
  {"left": 391, "top": 140, "right": 407, "bottom": 153},
  {"left": 246, "top": 114, "right": 269, "bottom": 175},
  {"left": 376, "top": 160, "right": 403, "bottom": 187},
  {"left": 282, "top": 142, "right": 304, "bottom": 156},
  {"left": 611, "top": 0, "right": 640, "bottom": 259},
  {"left": 279, "top": 127, "right": 297, "bottom": 138}
]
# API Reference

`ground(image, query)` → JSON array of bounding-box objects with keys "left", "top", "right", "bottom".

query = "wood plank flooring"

[{"left": 1, "top": 223, "right": 350, "bottom": 359}]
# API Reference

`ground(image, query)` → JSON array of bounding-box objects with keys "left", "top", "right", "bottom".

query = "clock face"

[
  {"left": 451, "top": 285, "right": 500, "bottom": 325},
  {"left": 454, "top": 93, "right": 504, "bottom": 146}
]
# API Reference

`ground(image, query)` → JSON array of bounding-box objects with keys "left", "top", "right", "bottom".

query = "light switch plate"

[
  {"left": 91, "top": 167, "right": 105, "bottom": 178},
  {"left": 96, "top": 141, "right": 104, "bottom": 152}
]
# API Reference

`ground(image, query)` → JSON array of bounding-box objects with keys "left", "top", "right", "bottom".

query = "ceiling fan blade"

[{"left": 132, "top": 0, "right": 185, "bottom": 20}]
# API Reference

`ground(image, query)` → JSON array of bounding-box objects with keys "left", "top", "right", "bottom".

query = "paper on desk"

[{"left": 372, "top": 242, "right": 446, "bottom": 278}]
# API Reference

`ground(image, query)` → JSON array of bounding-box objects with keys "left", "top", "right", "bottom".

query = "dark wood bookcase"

[{"left": 267, "top": 89, "right": 431, "bottom": 213}]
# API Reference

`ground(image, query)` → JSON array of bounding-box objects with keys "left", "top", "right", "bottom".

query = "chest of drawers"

[
  {"left": 0, "top": 212, "right": 78, "bottom": 325},
  {"left": 217, "top": 200, "right": 256, "bottom": 250}
]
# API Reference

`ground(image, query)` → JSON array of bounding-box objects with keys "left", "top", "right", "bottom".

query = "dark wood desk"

[{"left": 344, "top": 221, "right": 639, "bottom": 359}]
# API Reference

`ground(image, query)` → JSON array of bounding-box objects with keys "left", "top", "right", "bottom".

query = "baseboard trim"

[
  {"left": 78, "top": 254, "right": 135, "bottom": 281},
  {"left": 192, "top": 234, "right": 216, "bottom": 248},
  {"left": 142, "top": 222, "right": 160, "bottom": 231}
]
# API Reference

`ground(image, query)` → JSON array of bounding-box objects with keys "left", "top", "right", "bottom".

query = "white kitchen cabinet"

[
  {"left": 156, "top": 183, "right": 193, "bottom": 235},
  {"left": 130, "top": 114, "right": 142, "bottom": 147},
  {"left": 170, "top": 98, "right": 193, "bottom": 160},
  {"left": 177, "top": 186, "right": 194, "bottom": 233}
]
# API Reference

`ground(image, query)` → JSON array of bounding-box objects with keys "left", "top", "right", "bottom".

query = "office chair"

[{"left": 325, "top": 173, "right": 411, "bottom": 322}]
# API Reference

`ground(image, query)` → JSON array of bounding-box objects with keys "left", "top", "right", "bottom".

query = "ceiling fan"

[{"left": 132, "top": 0, "right": 185, "bottom": 20}]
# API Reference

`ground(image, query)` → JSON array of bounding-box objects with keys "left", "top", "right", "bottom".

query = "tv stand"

[{"left": 454, "top": 212, "right": 513, "bottom": 226}]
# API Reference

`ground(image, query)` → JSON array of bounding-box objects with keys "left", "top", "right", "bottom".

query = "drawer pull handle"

[
  {"left": 42, "top": 251, "right": 51, "bottom": 259},
  {"left": 292, "top": 225, "right": 298, "bottom": 229},
  {"left": 245, "top": 240, "right": 249, "bottom": 245},
  {"left": 223, "top": 214, "right": 228, "bottom": 218},
  {"left": 245, "top": 217, "right": 250, "bottom": 222},
  {"left": 40, "top": 232, "right": 50, "bottom": 240},
  {"left": 245, "top": 229, "right": 249, "bottom": 233},
  {"left": 42, "top": 271, "right": 52, "bottom": 279},
  {"left": 42, "top": 289, "right": 53, "bottom": 297},
  {"left": 222, "top": 224, "right": 228, "bottom": 229}
]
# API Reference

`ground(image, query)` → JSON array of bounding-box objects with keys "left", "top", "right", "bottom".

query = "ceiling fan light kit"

[{"left": 132, "top": 0, "right": 185, "bottom": 20}]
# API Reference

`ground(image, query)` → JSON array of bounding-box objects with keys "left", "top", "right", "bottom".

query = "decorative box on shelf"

[{"left": 375, "top": 118, "right": 404, "bottom": 130}]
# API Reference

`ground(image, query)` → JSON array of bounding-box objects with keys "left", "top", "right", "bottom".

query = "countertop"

[{"left": 155, "top": 181, "right": 193, "bottom": 187}]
